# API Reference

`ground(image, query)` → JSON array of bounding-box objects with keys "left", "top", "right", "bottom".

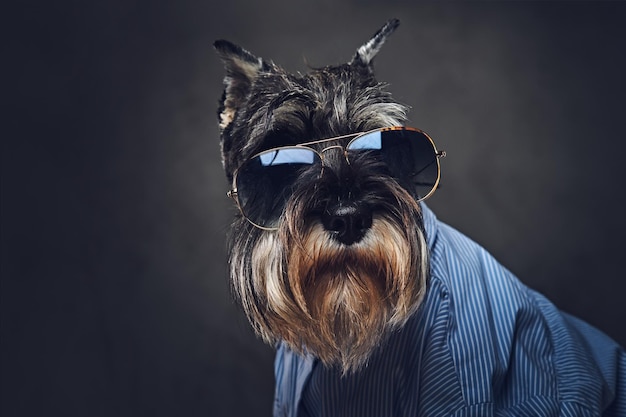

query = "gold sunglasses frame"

[{"left": 227, "top": 126, "right": 446, "bottom": 230}]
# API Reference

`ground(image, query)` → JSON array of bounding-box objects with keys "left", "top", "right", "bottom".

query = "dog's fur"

[{"left": 215, "top": 19, "right": 430, "bottom": 373}]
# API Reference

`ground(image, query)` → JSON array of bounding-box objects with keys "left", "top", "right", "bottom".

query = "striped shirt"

[{"left": 273, "top": 204, "right": 625, "bottom": 416}]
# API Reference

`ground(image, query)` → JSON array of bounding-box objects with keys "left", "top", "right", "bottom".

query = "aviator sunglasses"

[{"left": 227, "top": 126, "right": 446, "bottom": 230}]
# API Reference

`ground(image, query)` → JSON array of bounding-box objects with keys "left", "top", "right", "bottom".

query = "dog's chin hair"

[
  {"left": 289, "top": 217, "right": 427, "bottom": 373},
  {"left": 231, "top": 205, "right": 428, "bottom": 374}
]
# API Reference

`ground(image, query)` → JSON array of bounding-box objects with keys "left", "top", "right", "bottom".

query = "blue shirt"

[{"left": 273, "top": 204, "right": 625, "bottom": 416}]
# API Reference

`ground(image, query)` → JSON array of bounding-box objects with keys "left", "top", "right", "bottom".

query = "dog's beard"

[{"left": 230, "top": 187, "right": 428, "bottom": 373}]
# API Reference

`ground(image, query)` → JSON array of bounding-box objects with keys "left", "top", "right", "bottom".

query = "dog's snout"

[{"left": 322, "top": 202, "right": 372, "bottom": 245}]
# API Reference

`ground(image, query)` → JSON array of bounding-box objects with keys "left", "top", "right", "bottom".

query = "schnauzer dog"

[{"left": 214, "top": 19, "right": 624, "bottom": 417}]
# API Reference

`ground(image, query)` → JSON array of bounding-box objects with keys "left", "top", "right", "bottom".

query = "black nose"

[{"left": 322, "top": 201, "right": 372, "bottom": 245}]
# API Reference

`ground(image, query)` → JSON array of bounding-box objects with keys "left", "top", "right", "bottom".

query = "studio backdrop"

[{"left": 3, "top": 1, "right": 625, "bottom": 416}]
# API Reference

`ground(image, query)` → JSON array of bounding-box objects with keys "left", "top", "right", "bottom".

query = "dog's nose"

[{"left": 322, "top": 202, "right": 372, "bottom": 245}]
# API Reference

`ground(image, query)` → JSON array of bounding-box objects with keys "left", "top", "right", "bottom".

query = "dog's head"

[{"left": 214, "top": 19, "right": 444, "bottom": 372}]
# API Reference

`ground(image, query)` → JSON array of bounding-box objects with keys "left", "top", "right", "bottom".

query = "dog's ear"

[
  {"left": 351, "top": 18, "right": 400, "bottom": 71},
  {"left": 214, "top": 40, "right": 268, "bottom": 130}
]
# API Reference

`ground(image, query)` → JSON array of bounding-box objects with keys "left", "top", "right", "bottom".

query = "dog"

[{"left": 214, "top": 19, "right": 624, "bottom": 417}]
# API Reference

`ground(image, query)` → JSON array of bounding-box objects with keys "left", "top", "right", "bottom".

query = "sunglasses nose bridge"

[{"left": 319, "top": 145, "right": 349, "bottom": 168}]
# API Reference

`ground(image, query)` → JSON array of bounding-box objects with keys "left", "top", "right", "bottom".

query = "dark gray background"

[{"left": 3, "top": 1, "right": 625, "bottom": 416}]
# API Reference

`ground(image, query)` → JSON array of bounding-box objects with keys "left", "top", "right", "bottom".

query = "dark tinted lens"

[
  {"left": 347, "top": 129, "right": 439, "bottom": 200},
  {"left": 236, "top": 147, "right": 321, "bottom": 228}
]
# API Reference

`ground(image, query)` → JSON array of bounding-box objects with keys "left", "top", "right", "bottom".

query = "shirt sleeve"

[{"left": 433, "top": 221, "right": 624, "bottom": 416}]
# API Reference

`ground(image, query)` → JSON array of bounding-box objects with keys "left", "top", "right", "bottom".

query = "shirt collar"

[{"left": 420, "top": 202, "right": 439, "bottom": 251}]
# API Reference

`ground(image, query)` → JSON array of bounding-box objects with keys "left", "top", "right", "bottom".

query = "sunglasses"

[{"left": 227, "top": 126, "right": 446, "bottom": 230}]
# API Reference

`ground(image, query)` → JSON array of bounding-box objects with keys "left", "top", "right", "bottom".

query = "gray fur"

[
  {"left": 352, "top": 18, "right": 400, "bottom": 67},
  {"left": 214, "top": 20, "right": 408, "bottom": 180},
  {"left": 214, "top": 19, "right": 428, "bottom": 372}
]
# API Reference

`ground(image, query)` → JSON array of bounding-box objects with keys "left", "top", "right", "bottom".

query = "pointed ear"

[
  {"left": 350, "top": 18, "right": 400, "bottom": 70},
  {"left": 214, "top": 40, "right": 266, "bottom": 130}
]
